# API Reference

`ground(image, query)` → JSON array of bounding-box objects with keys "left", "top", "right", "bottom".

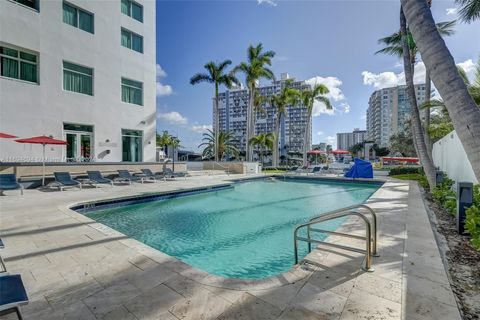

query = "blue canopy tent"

[{"left": 344, "top": 158, "right": 373, "bottom": 179}]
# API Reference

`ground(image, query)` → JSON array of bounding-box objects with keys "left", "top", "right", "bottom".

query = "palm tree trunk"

[
  {"left": 400, "top": 7, "right": 436, "bottom": 188},
  {"left": 424, "top": 72, "right": 432, "bottom": 159},
  {"left": 246, "top": 85, "right": 254, "bottom": 162},
  {"left": 303, "top": 111, "right": 311, "bottom": 166},
  {"left": 214, "top": 84, "right": 219, "bottom": 162},
  {"left": 273, "top": 115, "right": 281, "bottom": 167},
  {"left": 401, "top": 0, "right": 480, "bottom": 181}
]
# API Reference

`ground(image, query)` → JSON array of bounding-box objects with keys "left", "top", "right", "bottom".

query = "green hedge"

[
  {"left": 432, "top": 176, "right": 456, "bottom": 215},
  {"left": 466, "top": 185, "right": 480, "bottom": 250},
  {"left": 388, "top": 167, "right": 420, "bottom": 176}
]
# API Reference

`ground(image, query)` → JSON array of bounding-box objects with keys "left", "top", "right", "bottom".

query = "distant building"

[
  {"left": 336, "top": 129, "right": 367, "bottom": 150},
  {"left": 216, "top": 73, "right": 311, "bottom": 157},
  {"left": 312, "top": 143, "right": 327, "bottom": 151},
  {"left": 366, "top": 84, "right": 426, "bottom": 147}
]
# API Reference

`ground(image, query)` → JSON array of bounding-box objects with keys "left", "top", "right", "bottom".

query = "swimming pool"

[{"left": 83, "top": 178, "right": 380, "bottom": 279}]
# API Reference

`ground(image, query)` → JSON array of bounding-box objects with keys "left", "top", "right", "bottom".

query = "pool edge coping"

[{"left": 58, "top": 175, "right": 385, "bottom": 291}]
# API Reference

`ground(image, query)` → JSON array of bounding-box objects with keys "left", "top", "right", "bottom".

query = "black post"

[
  {"left": 457, "top": 182, "right": 473, "bottom": 235},
  {"left": 435, "top": 170, "right": 444, "bottom": 185}
]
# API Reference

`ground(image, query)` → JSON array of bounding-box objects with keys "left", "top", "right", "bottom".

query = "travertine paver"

[{"left": 0, "top": 174, "right": 462, "bottom": 319}]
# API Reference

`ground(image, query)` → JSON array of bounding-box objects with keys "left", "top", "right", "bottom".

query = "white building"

[
  {"left": 336, "top": 129, "right": 367, "bottom": 150},
  {"left": 217, "top": 73, "right": 311, "bottom": 159},
  {"left": 366, "top": 84, "right": 426, "bottom": 147},
  {"left": 0, "top": 0, "right": 156, "bottom": 162}
]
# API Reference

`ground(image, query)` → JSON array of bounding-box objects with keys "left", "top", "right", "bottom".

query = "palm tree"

[
  {"left": 190, "top": 61, "right": 239, "bottom": 162},
  {"left": 455, "top": 0, "right": 480, "bottom": 23},
  {"left": 199, "top": 129, "right": 238, "bottom": 160},
  {"left": 156, "top": 130, "right": 172, "bottom": 157},
  {"left": 399, "top": 7, "right": 438, "bottom": 188},
  {"left": 300, "top": 84, "right": 332, "bottom": 166},
  {"left": 233, "top": 43, "right": 275, "bottom": 162},
  {"left": 267, "top": 80, "right": 300, "bottom": 167},
  {"left": 400, "top": 0, "right": 480, "bottom": 181},
  {"left": 248, "top": 132, "right": 275, "bottom": 166},
  {"left": 376, "top": 20, "right": 456, "bottom": 155}
]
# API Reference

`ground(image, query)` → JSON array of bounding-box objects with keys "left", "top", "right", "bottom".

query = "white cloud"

[
  {"left": 157, "top": 111, "right": 187, "bottom": 125},
  {"left": 257, "top": 0, "right": 277, "bottom": 6},
  {"left": 340, "top": 103, "right": 350, "bottom": 114},
  {"left": 157, "top": 83, "right": 173, "bottom": 96},
  {"left": 362, "top": 58, "right": 476, "bottom": 90},
  {"left": 457, "top": 59, "right": 475, "bottom": 73},
  {"left": 317, "top": 131, "right": 324, "bottom": 136},
  {"left": 156, "top": 64, "right": 167, "bottom": 78},
  {"left": 361, "top": 62, "right": 427, "bottom": 89},
  {"left": 156, "top": 64, "right": 173, "bottom": 97},
  {"left": 446, "top": 8, "right": 457, "bottom": 16},
  {"left": 305, "top": 76, "right": 347, "bottom": 117},
  {"left": 191, "top": 124, "right": 212, "bottom": 133},
  {"left": 325, "top": 135, "right": 336, "bottom": 149}
]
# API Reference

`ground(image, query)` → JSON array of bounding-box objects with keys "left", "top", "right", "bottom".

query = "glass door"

[
  {"left": 66, "top": 133, "right": 78, "bottom": 162},
  {"left": 122, "top": 129, "right": 143, "bottom": 162},
  {"left": 64, "top": 124, "right": 94, "bottom": 162}
]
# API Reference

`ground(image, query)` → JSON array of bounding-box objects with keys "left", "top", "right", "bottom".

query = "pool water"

[{"left": 86, "top": 179, "right": 379, "bottom": 279}]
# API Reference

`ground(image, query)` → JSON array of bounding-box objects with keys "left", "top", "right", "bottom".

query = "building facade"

[
  {"left": 366, "top": 84, "right": 426, "bottom": 147},
  {"left": 311, "top": 142, "right": 327, "bottom": 151},
  {"left": 0, "top": 0, "right": 156, "bottom": 162},
  {"left": 216, "top": 74, "right": 311, "bottom": 158},
  {"left": 336, "top": 128, "right": 367, "bottom": 150}
]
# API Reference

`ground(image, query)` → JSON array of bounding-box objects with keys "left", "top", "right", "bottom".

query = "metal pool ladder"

[{"left": 293, "top": 204, "right": 378, "bottom": 272}]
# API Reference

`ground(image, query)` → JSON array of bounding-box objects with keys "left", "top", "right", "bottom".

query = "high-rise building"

[
  {"left": 312, "top": 142, "right": 327, "bottom": 151},
  {"left": 216, "top": 74, "right": 311, "bottom": 157},
  {"left": 0, "top": 0, "right": 156, "bottom": 162},
  {"left": 336, "top": 129, "right": 367, "bottom": 150},
  {"left": 366, "top": 84, "right": 426, "bottom": 147}
]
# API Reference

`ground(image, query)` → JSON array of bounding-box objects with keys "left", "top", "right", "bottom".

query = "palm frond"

[
  {"left": 457, "top": 66, "right": 471, "bottom": 86},
  {"left": 315, "top": 96, "right": 333, "bottom": 110},
  {"left": 455, "top": 0, "right": 480, "bottom": 23},
  {"left": 419, "top": 99, "right": 446, "bottom": 109},
  {"left": 190, "top": 73, "right": 213, "bottom": 85}
]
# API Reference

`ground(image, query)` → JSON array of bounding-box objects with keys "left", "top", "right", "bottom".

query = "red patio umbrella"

[
  {"left": 331, "top": 149, "right": 350, "bottom": 155},
  {"left": 15, "top": 135, "right": 67, "bottom": 186},
  {"left": 0, "top": 132, "right": 18, "bottom": 139}
]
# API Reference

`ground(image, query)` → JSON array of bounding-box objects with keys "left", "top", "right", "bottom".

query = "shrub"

[
  {"left": 465, "top": 185, "right": 480, "bottom": 250},
  {"left": 432, "top": 176, "right": 456, "bottom": 215},
  {"left": 466, "top": 205, "right": 480, "bottom": 250},
  {"left": 388, "top": 167, "right": 420, "bottom": 176}
]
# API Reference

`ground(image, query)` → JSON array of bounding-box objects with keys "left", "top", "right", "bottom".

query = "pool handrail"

[{"left": 293, "top": 204, "right": 378, "bottom": 272}]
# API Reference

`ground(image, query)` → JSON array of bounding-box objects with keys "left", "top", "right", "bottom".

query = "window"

[
  {"left": 0, "top": 45, "right": 38, "bottom": 83},
  {"left": 121, "top": 28, "right": 143, "bottom": 53},
  {"left": 63, "top": 2, "right": 94, "bottom": 34},
  {"left": 10, "top": 0, "right": 37, "bottom": 10},
  {"left": 121, "top": 0, "right": 143, "bottom": 22},
  {"left": 63, "top": 61, "right": 93, "bottom": 95},
  {"left": 121, "top": 78, "right": 143, "bottom": 105}
]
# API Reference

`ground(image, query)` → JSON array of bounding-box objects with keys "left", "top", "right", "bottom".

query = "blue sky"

[{"left": 155, "top": 0, "right": 480, "bottom": 151}]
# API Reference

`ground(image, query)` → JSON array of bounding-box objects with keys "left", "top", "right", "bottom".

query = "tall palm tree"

[
  {"left": 268, "top": 80, "right": 300, "bottom": 167},
  {"left": 300, "top": 84, "right": 332, "bottom": 166},
  {"left": 233, "top": 43, "right": 275, "bottom": 162},
  {"left": 199, "top": 129, "right": 238, "bottom": 160},
  {"left": 455, "top": 0, "right": 480, "bottom": 23},
  {"left": 400, "top": 0, "right": 480, "bottom": 181},
  {"left": 190, "top": 61, "right": 239, "bottom": 162},
  {"left": 248, "top": 132, "right": 275, "bottom": 166},
  {"left": 376, "top": 20, "right": 456, "bottom": 155},
  {"left": 399, "top": 7, "right": 437, "bottom": 187}
]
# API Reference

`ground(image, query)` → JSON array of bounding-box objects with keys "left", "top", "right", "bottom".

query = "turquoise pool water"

[{"left": 85, "top": 179, "right": 379, "bottom": 279}]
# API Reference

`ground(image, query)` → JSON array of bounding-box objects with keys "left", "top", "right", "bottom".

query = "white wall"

[
  {"left": 0, "top": 0, "right": 156, "bottom": 162},
  {"left": 432, "top": 130, "right": 478, "bottom": 184}
]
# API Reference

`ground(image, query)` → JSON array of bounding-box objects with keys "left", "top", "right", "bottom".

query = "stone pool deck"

[{"left": 0, "top": 174, "right": 461, "bottom": 319}]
